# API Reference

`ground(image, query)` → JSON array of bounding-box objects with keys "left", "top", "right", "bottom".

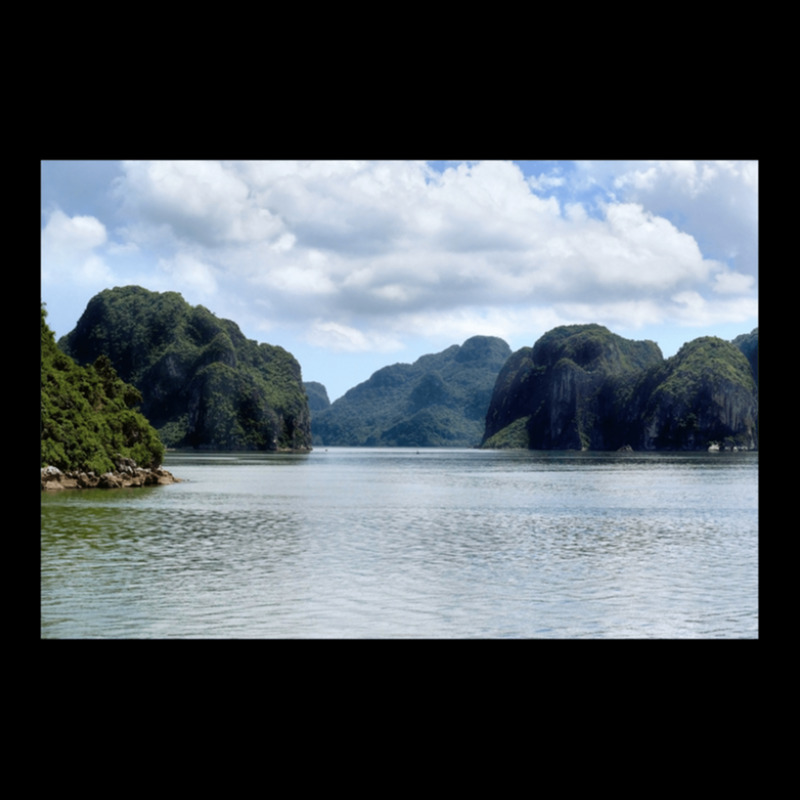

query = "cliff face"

[
  {"left": 484, "top": 325, "right": 663, "bottom": 450},
  {"left": 635, "top": 336, "right": 758, "bottom": 451},
  {"left": 311, "top": 336, "right": 512, "bottom": 447},
  {"left": 482, "top": 325, "right": 758, "bottom": 451},
  {"left": 59, "top": 286, "right": 311, "bottom": 452},
  {"left": 733, "top": 328, "right": 758, "bottom": 386}
]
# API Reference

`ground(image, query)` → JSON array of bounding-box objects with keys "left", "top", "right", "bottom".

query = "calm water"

[{"left": 41, "top": 448, "right": 758, "bottom": 638}]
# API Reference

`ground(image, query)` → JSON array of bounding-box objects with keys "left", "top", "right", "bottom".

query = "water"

[{"left": 40, "top": 448, "right": 758, "bottom": 638}]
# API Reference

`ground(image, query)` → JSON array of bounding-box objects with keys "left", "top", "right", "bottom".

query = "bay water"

[{"left": 40, "top": 448, "right": 758, "bottom": 638}]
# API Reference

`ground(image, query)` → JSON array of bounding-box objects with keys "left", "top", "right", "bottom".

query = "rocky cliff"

[
  {"left": 59, "top": 287, "right": 312, "bottom": 452},
  {"left": 733, "top": 328, "right": 758, "bottom": 386},
  {"left": 635, "top": 336, "right": 758, "bottom": 450},
  {"left": 482, "top": 324, "right": 758, "bottom": 451},
  {"left": 311, "top": 336, "right": 512, "bottom": 447}
]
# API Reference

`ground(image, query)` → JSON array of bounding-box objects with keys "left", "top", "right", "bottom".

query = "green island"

[
  {"left": 481, "top": 324, "right": 758, "bottom": 452},
  {"left": 41, "top": 288, "right": 758, "bottom": 491},
  {"left": 41, "top": 304, "right": 177, "bottom": 489},
  {"left": 308, "top": 335, "right": 512, "bottom": 447},
  {"left": 58, "top": 286, "right": 311, "bottom": 453}
]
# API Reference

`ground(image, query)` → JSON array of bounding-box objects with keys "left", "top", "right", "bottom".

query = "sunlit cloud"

[
  {"left": 41, "top": 158, "right": 757, "bottom": 400},
  {"left": 158, "top": 252, "right": 218, "bottom": 296},
  {"left": 305, "top": 320, "right": 404, "bottom": 353},
  {"left": 41, "top": 209, "right": 114, "bottom": 285}
]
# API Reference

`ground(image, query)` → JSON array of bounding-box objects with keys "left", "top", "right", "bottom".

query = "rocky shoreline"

[{"left": 41, "top": 456, "right": 181, "bottom": 491}]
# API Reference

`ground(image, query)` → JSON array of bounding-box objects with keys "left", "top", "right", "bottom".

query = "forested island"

[
  {"left": 309, "top": 325, "right": 758, "bottom": 452},
  {"left": 42, "top": 286, "right": 312, "bottom": 489},
  {"left": 480, "top": 324, "right": 758, "bottom": 451},
  {"left": 41, "top": 305, "right": 179, "bottom": 489},
  {"left": 58, "top": 286, "right": 311, "bottom": 452},
  {"left": 308, "top": 336, "right": 511, "bottom": 447},
  {"left": 42, "top": 286, "right": 758, "bottom": 489}
]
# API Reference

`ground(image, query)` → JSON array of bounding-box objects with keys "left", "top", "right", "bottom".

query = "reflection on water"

[{"left": 41, "top": 448, "right": 758, "bottom": 638}]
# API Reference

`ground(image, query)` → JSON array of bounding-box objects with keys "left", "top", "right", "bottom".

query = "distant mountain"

[
  {"left": 59, "top": 286, "right": 311, "bottom": 451},
  {"left": 303, "top": 381, "right": 331, "bottom": 413},
  {"left": 41, "top": 305, "right": 165, "bottom": 473},
  {"left": 481, "top": 324, "right": 758, "bottom": 451},
  {"left": 732, "top": 328, "right": 758, "bottom": 385},
  {"left": 310, "top": 336, "right": 512, "bottom": 447}
]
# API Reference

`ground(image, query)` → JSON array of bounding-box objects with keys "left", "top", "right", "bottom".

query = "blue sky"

[{"left": 41, "top": 160, "right": 758, "bottom": 402}]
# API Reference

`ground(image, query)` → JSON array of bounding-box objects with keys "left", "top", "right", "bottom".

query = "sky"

[{"left": 41, "top": 160, "right": 758, "bottom": 402}]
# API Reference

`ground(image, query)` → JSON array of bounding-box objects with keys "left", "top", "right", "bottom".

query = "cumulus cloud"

[
  {"left": 157, "top": 252, "right": 218, "bottom": 296},
  {"left": 41, "top": 209, "right": 113, "bottom": 285},
  {"left": 590, "top": 159, "right": 758, "bottom": 277},
  {"left": 116, "top": 160, "right": 287, "bottom": 247},
  {"left": 306, "top": 320, "right": 404, "bottom": 353},
  {"left": 81, "top": 159, "right": 756, "bottom": 353}
]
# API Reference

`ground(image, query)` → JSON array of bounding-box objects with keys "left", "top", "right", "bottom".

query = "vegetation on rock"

[
  {"left": 482, "top": 324, "right": 758, "bottom": 451},
  {"left": 732, "top": 328, "right": 758, "bottom": 385},
  {"left": 310, "top": 336, "right": 512, "bottom": 447},
  {"left": 59, "top": 286, "right": 311, "bottom": 451},
  {"left": 637, "top": 336, "right": 758, "bottom": 450},
  {"left": 41, "top": 305, "right": 165, "bottom": 474},
  {"left": 304, "top": 381, "right": 331, "bottom": 413}
]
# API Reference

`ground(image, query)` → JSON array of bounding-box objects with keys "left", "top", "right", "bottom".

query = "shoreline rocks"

[{"left": 41, "top": 457, "right": 181, "bottom": 491}]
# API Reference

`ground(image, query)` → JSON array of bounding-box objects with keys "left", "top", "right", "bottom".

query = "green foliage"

[
  {"left": 482, "top": 325, "right": 758, "bottom": 452},
  {"left": 733, "top": 328, "right": 758, "bottom": 385},
  {"left": 653, "top": 337, "right": 755, "bottom": 401},
  {"left": 41, "top": 305, "right": 165, "bottom": 472},
  {"left": 481, "top": 416, "right": 531, "bottom": 449},
  {"left": 311, "top": 336, "right": 512, "bottom": 447},
  {"left": 303, "top": 382, "right": 331, "bottom": 413},
  {"left": 640, "top": 337, "right": 758, "bottom": 450},
  {"left": 59, "top": 286, "right": 311, "bottom": 451},
  {"left": 484, "top": 326, "right": 664, "bottom": 450},
  {"left": 532, "top": 324, "right": 662, "bottom": 373}
]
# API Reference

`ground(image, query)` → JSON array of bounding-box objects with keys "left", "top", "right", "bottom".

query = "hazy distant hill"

[
  {"left": 481, "top": 324, "right": 758, "bottom": 451},
  {"left": 59, "top": 286, "right": 311, "bottom": 451},
  {"left": 303, "top": 381, "right": 331, "bottom": 413},
  {"left": 310, "top": 336, "right": 512, "bottom": 447}
]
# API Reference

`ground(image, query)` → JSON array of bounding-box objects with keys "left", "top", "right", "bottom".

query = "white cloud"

[
  {"left": 62, "top": 159, "right": 756, "bottom": 357},
  {"left": 266, "top": 264, "right": 337, "bottom": 295},
  {"left": 598, "top": 159, "right": 758, "bottom": 276},
  {"left": 117, "top": 160, "right": 287, "bottom": 247},
  {"left": 158, "top": 252, "right": 218, "bottom": 296},
  {"left": 306, "top": 320, "right": 404, "bottom": 353},
  {"left": 41, "top": 209, "right": 114, "bottom": 285},
  {"left": 47, "top": 210, "right": 107, "bottom": 249},
  {"left": 554, "top": 299, "right": 670, "bottom": 330},
  {"left": 670, "top": 290, "right": 759, "bottom": 326},
  {"left": 596, "top": 202, "right": 717, "bottom": 288},
  {"left": 712, "top": 270, "right": 755, "bottom": 295}
]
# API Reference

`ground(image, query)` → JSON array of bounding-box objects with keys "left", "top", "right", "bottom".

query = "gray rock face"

[
  {"left": 41, "top": 459, "right": 180, "bottom": 490},
  {"left": 482, "top": 325, "right": 758, "bottom": 451},
  {"left": 635, "top": 336, "right": 758, "bottom": 451}
]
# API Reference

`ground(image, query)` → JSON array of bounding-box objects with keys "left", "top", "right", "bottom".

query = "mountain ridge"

[
  {"left": 481, "top": 325, "right": 758, "bottom": 451},
  {"left": 309, "top": 335, "right": 512, "bottom": 447},
  {"left": 59, "top": 286, "right": 312, "bottom": 452}
]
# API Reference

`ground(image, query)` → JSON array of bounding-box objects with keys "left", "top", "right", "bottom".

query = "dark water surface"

[{"left": 41, "top": 448, "right": 758, "bottom": 638}]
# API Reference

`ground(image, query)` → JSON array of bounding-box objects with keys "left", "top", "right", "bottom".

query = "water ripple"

[{"left": 42, "top": 449, "right": 758, "bottom": 638}]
